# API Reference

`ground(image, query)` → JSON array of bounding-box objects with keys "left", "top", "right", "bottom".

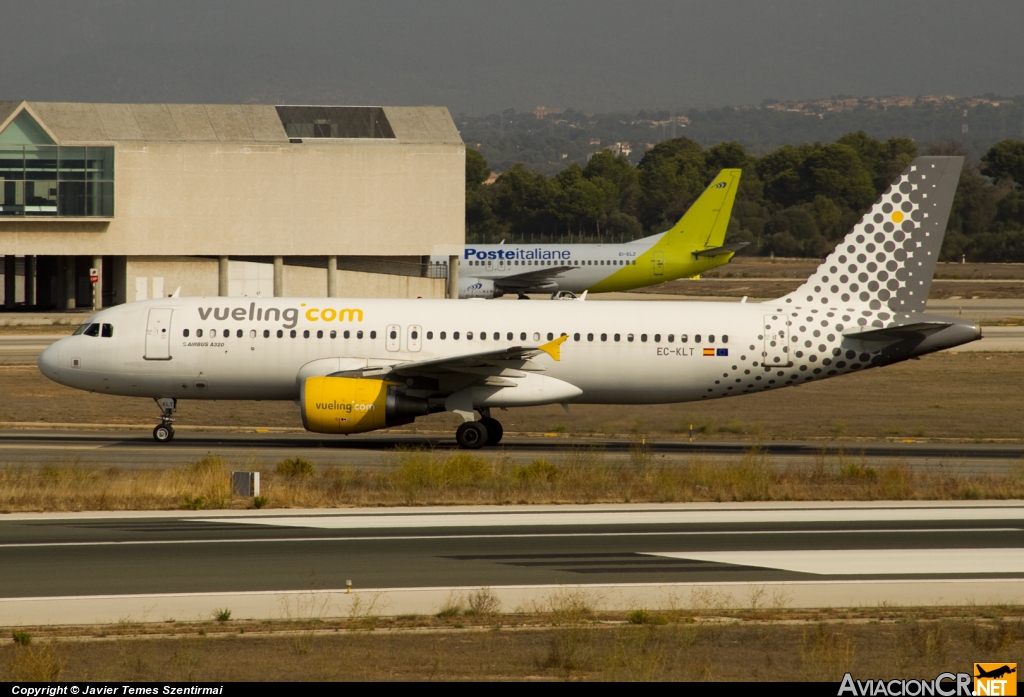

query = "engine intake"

[{"left": 300, "top": 376, "right": 429, "bottom": 434}]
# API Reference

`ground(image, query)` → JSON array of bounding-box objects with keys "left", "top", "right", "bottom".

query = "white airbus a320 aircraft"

[{"left": 39, "top": 157, "right": 979, "bottom": 448}]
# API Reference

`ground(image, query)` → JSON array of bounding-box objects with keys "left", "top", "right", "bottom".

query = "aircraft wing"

[
  {"left": 493, "top": 265, "right": 574, "bottom": 290},
  {"left": 843, "top": 322, "right": 954, "bottom": 342},
  {"left": 330, "top": 336, "right": 569, "bottom": 380}
]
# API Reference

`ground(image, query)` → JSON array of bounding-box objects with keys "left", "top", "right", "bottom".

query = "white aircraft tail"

[{"left": 774, "top": 156, "right": 963, "bottom": 317}]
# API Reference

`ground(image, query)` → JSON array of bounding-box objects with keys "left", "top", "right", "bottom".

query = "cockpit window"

[
  {"left": 101, "top": 324, "right": 114, "bottom": 338},
  {"left": 83, "top": 323, "right": 100, "bottom": 337},
  {"left": 72, "top": 324, "right": 88, "bottom": 335}
]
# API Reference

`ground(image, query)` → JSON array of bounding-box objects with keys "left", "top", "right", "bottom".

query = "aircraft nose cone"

[{"left": 37, "top": 340, "right": 61, "bottom": 382}]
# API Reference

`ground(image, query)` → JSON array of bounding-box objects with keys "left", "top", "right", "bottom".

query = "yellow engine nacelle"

[{"left": 300, "top": 376, "right": 429, "bottom": 434}]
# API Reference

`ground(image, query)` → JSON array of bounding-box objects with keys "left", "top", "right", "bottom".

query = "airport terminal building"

[{"left": 0, "top": 101, "right": 464, "bottom": 309}]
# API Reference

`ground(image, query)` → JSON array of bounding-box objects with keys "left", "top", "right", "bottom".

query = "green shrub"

[
  {"left": 12, "top": 629, "right": 31, "bottom": 646},
  {"left": 276, "top": 457, "right": 316, "bottom": 478}
]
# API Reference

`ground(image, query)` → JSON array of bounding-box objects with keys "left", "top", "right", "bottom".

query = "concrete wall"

[
  {"left": 0, "top": 140, "right": 464, "bottom": 258},
  {"left": 119, "top": 256, "right": 444, "bottom": 301}
]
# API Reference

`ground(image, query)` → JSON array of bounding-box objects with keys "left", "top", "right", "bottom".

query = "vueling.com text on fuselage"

[{"left": 196, "top": 303, "right": 363, "bottom": 330}]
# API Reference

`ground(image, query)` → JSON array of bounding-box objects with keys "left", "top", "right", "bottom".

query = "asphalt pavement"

[{"left": 1, "top": 502, "right": 1022, "bottom": 624}]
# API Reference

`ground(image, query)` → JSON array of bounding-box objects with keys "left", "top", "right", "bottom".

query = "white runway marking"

[
  {"left": 191, "top": 506, "right": 1024, "bottom": 529},
  {"left": 645, "top": 549, "right": 1024, "bottom": 575}
]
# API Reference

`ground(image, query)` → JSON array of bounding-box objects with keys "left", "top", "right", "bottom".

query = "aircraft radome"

[
  {"left": 455, "top": 169, "right": 745, "bottom": 298},
  {"left": 39, "top": 157, "right": 979, "bottom": 449}
]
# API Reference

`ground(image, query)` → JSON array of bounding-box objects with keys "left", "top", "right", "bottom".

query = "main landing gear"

[
  {"left": 153, "top": 397, "right": 176, "bottom": 443},
  {"left": 455, "top": 408, "right": 504, "bottom": 450}
]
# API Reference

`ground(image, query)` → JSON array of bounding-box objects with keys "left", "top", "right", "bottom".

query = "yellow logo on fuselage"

[{"left": 302, "top": 306, "right": 363, "bottom": 322}]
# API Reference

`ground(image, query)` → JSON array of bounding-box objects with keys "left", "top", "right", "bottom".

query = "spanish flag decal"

[{"left": 703, "top": 348, "right": 715, "bottom": 356}]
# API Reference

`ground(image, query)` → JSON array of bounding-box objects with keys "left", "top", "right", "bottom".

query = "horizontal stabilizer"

[
  {"left": 693, "top": 242, "right": 750, "bottom": 258},
  {"left": 844, "top": 322, "right": 953, "bottom": 342}
]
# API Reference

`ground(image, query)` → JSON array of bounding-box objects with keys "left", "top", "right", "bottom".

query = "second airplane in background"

[{"left": 457, "top": 169, "right": 744, "bottom": 298}]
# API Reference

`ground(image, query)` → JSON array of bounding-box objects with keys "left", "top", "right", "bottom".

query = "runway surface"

[
  {"left": 1, "top": 502, "right": 1022, "bottom": 623},
  {"left": 1, "top": 428, "right": 1022, "bottom": 473}
]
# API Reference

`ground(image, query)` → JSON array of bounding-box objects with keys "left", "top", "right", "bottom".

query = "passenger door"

[
  {"left": 144, "top": 308, "right": 173, "bottom": 360},
  {"left": 407, "top": 325, "right": 422, "bottom": 352},
  {"left": 762, "top": 314, "right": 792, "bottom": 367},
  {"left": 386, "top": 324, "right": 401, "bottom": 352}
]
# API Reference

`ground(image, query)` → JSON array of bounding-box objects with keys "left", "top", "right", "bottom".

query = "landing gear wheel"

[
  {"left": 153, "top": 424, "right": 174, "bottom": 443},
  {"left": 479, "top": 417, "right": 504, "bottom": 446},
  {"left": 456, "top": 421, "right": 488, "bottom": 450}
]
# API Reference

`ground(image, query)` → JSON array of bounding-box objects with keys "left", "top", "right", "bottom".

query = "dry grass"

[
  {"left": 2, "top": 608, "right": 1021, "bottom": 682},
  {"left": 2, "top": 447, "right": 1022, "bottom": 512}
]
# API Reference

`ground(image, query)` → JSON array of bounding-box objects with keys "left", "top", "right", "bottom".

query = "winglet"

[{"left": 538, "top": 334, "right": 569, "bottom": 361}]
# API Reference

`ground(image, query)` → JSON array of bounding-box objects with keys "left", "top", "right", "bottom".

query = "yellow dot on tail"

[{"left": 892, "top": 211, "right": 904, "bottom": 223}]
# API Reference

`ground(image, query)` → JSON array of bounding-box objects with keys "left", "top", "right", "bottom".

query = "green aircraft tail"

[{"left": 655, "top": 168, "right": 741, "bottom": 251}]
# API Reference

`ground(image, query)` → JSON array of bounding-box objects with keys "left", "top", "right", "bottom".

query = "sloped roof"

[
  {"left": 25, "top": 102, "right": 290, "bottom": 143},
  {"left": 383, "top": 107, "right": 462, "bottom": 144},
  {"left": 0, "top": 101, "right": 22, "bottom": 131},
  {"left": 4, "top": 102, "right": 463, "bottom": 146}
]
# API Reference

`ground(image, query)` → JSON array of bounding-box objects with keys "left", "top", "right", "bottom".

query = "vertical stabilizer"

[
  {"left": 658, "top": 169, "right": 741, "bottom": 250},
  {"left": 774, "top": 157, "right": 962, "bottom": 315}
]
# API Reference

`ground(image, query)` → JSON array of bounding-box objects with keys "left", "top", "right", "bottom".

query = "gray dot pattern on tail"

[{"left": 698, "top": 158, "right": 962, "bottom": 400}]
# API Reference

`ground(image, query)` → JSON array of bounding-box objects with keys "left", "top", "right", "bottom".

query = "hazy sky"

[{"left": 3, "top": 1, "right": 1024, "bottom": 114}]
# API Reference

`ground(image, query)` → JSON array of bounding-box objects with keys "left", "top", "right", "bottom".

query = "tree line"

[{"left": 466, "top": 133, "right": 1024, "bottom": 262}]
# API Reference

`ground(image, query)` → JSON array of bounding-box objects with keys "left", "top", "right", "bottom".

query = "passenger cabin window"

[
  {"left": 330, "top": 330, "right": 336, "bottom": 339},
  {"left": 426, "top": 331, "right": 433, "bottom": 339},
  {"left": 695, "top": 334, "right": 702, "bottom": 342},
  {"left": 197, "top": 329, "right": 204, "bottom": 338},
  {"left": 453, "top": 332, "right": 460, "bottom": 340},
  {"left": 223, "top": 329, "right": 230, "bottom": 338},
  {"left": 546, "top": 332, "right": 553, "bottom": 341},
  {"left": 614, "top": 334, "right": 621, "bottom": 342},
  {"left": 290, "top": 330, "right": 297, "bottom": 338},
  {"left": 370, "top": 331, "right": 376, "bottom": 339},
  {"left": 316, "top": 330, "right": 323, "bottom": 339},
  {"left": 709, "top": 334, "right": 715, "bottom": 342},
  {"left": 303, "top": 330, "right": 310, "bottom": 338},
  {"left": 680, "top": 334, "right": 687, "bottom": 343},
  {"left": 601, "top": 333, "right": 607, "bottom": 341},
  {"left": 277, "top": 330, "right": 283, "bottom": 338},
  {"left": 236, "top": 329, "right": 243, "bottom": 338},
  {"left": 357, "top": 330, "right": 364, "bottom": 339},
  {"left": 263, "top": 330, "right": 270, "bottom": 338},
  {"left": 627, "top": 334, "right": 634, "bottom": 342},
  {"left": 439, "top": 331, "right": 446, "bottom": 340},
  {"left": 344, "top": 330, "right": 351, "bottom": 339},
  {"left": 183, "top": 329, "right": 190, "bottom": 338},
  {"left": 722, "top": 335, "right": 729, "bottom": 343}
]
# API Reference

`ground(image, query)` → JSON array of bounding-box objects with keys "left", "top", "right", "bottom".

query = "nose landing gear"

[{"left": 153, "top": 397, "right": 176, "bottom": 443}]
